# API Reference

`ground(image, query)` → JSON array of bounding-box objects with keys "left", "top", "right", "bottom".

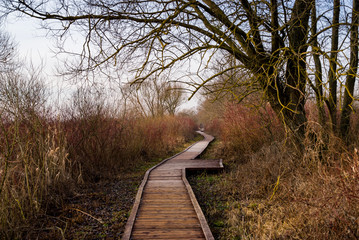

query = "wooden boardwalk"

[{"left": 123, "top": 132, "right": 223, "bottom": 240}]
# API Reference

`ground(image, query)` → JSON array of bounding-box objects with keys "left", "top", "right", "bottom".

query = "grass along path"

[
  {"left": 189, "top": 137, "right": 359, "bottom": 239},
  {"left": 21, "top": 134, "right": 204, "bottom": 240}
]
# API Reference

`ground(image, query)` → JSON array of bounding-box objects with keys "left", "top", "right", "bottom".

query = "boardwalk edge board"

[{"left": 182, "top": 168, "right": 215, "bottom": 240}]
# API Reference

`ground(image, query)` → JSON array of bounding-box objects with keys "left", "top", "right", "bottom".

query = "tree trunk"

[
  {"left": 255, "top": 0, "right": 313, "bottom": 149},
  {"left": 311, "top": 1, "right": 325, "bottom": 127},
  {"left": 327, "top": 0, "right": 340, "bottom": 132},
  {"left": 270, "top": 0, "right": 281, "bottom": 53},
  {"left": 281, "top": 0, "right": 312, "bottom": 145},
  {"left": 340, "top": 0, "right": 359, "bottom": 138}
]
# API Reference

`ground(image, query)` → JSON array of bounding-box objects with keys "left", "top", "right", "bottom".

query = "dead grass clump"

[
  {"left": 192, "top": 131, "right": 359, "bottom": 239},
  {"left": 280, "top": 148, "right": 359, "bottom": 239},
  {"left": 0, "top": 117, "right": 72, "bottom": 239}
]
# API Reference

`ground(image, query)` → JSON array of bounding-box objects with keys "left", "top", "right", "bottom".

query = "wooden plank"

[
  {"left": 143, "top": 188, "right": 188, "bottom": 194},
  {"left": 136, "top": 214, "right": 198, "bottom": 220},
  {"left": 148, "top": 176, "right": 182, "bottom": 180},
  {"left": 144, "top": 186, "right": 187, "bottom": 190},
  {"left": 146, "top": 179, "right": 183, "bottom": 183},
  {"left": 135, "top": 218, "right": 199, "bottom": 224},
  {"left": 137, "top": 209, "right": 196, "bottom": 215},
  {"left": 140, "top": 206, "right": 193, "bottom": 210},
  {"left": 145, "top": 184, "right": 186, "bottom": 188},
  {"left": 141, "top": 193, "right": 190, "bottom": 200},
  {"left": 143, "top": 190, "right": 187, "bottom": 194},
  {"left": 149, "top": 175, "right": 182, "bottom": 178},
  {"left": 141, "top": 199, "right": 192, "bottom": 204},
  {"left": 138, "top": 207, "right": 195, "bottom": 213},
  {"left": 131, "top": 229, "right": 205, "bottom": 239},
  {"left": 131, "top": 238, "right": 204, "bottom": 240},
  {"left": 144, "top": 187, "right": 186, "bottom": 191},
  {"left": 146, "top": 182, "right": 184, "bottom": 188},
  {"left": 139, "top": 206, "right": 194, "bottom": 212},
  {"left": 143, "top": 188, "right": 187, "bottom": 193},
  {"left": 150, "top": 169, "right": 182, "bottom": 176},
  {"left": 132, "top": 238, "right": 204, "bottom": 240},
  {"left": 134, "top": 220, "right": 201, "bottom": 229},
  {"left": 121, "top": 164, "right": 151, "bottom": 240},
  {"left": 140, "top": 203, "right": 193, "bottom": 207},
  {"left": 133, "top": 224, "right": 201, "bottom": 230},
  {"left": 146, "top": 180, "right": 184, "bottom": 185},
  {"left": 139, "top": 204, "right": 194, "bottom": 210}
]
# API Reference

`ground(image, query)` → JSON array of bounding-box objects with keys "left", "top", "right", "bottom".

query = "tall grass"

[
  {"left": 194, "top": 99, "right": 359, "bottom": 239},
  {"left": 0, "top": 114, "right": 71, "bottom": 239},
  {"left": 0, "top": 80, "right": 197, "bottom": 238}
]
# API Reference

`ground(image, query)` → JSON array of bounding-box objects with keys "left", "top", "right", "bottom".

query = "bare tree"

[
  {"left": 0, "top": 69, "right": 46, "bottom": 120},
  {"left": 0, "top": 30, "right": 17, "bottom": 197},
  {"left": 199, "top": 53, "right": 259, "bottom": 104},
  {"left": 0, "top": 31, "right": 46, "bottom": 121},
  {"left": 0, "top": 31, "right": 17, "bottom": 73},
  {"left": 2, "top": 0, "right": 358, "bottom": 143},
  {"left": 128, "top": 77, "right": 185, "bottom": 117},
  {"left": 163, "top": 82, "right": 185, "bottom": 115},
  {"left": 70, "top": 87, "right": 106, "bottom": 119}
]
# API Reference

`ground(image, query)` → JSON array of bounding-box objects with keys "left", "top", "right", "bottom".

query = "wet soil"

[{"left": 24, "top": 173, "right": 142, "bottom": 240}]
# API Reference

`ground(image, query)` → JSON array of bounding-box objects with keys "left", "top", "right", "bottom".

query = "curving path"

[{"left": 122, "top": 131, "right": 223, "bottom": 240}]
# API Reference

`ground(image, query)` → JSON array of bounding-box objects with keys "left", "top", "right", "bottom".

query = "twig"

[{"left": 69, "top": 208, "right": 104, "bottom": 224}]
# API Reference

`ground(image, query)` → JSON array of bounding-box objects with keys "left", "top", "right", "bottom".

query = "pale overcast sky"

[
  {"left": 3, "top": 14, "right": 199, "bottom": 111},
  {"left": 4, "top": 15, "right": 55, "bottom": 72}
]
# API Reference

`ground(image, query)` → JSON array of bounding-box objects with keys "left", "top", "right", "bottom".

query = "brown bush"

[
  {"left": 63, "top": 114, "right": 197, "bottom": 181},
  {"left": 202, "top": 101, "right": 284, "bottom": 160}
]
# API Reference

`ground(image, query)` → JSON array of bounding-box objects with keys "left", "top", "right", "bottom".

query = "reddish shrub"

[
  {"left": 203, "top": 101, "right": 284, "bottom": 156},
  {"left": 62, "top": 114, "right": 197, "bottom": 181}
]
